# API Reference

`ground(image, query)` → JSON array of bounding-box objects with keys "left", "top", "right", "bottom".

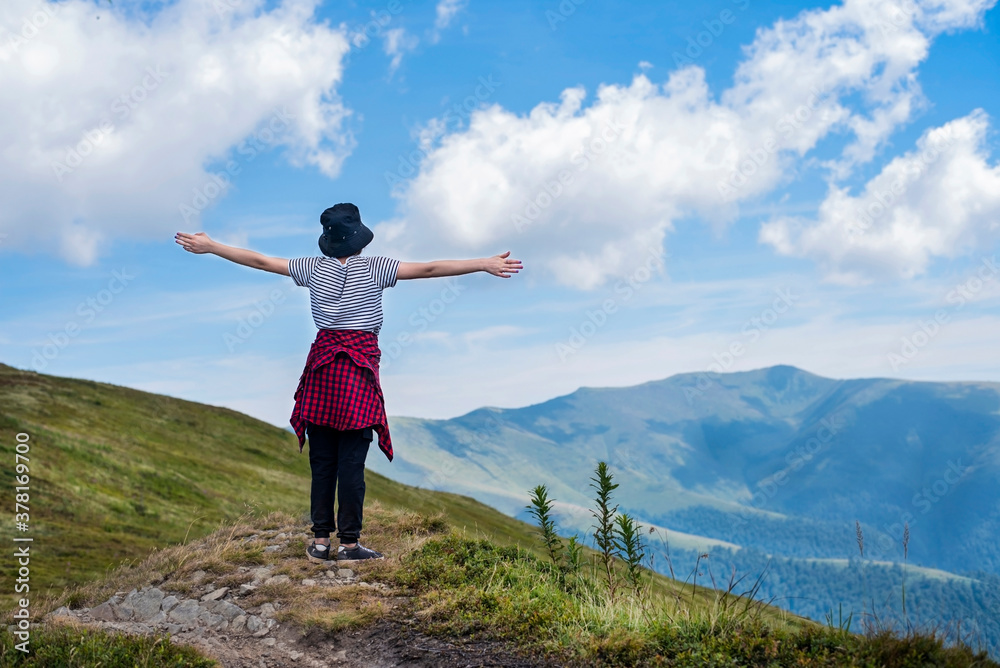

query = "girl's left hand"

[{"left": 485, "top": 251, "right": 523, "bottom": 278}]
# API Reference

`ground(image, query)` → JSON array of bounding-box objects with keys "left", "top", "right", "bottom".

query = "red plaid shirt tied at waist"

[{"left": 290, "top": 329, "right": 393, "bottom": 462}]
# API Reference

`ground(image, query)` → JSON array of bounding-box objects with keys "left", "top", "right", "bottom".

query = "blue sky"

[{"left": 2, "top": 0, "right": 999, "bottom": 426}]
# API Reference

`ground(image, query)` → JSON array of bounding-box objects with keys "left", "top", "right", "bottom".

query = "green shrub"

[{"left": 0, "top": 626, "right": 215, "bottom": 667}]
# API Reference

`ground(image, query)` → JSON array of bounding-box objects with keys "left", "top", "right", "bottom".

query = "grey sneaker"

[
  {"left": 337, "top": 543, "right": 384, "bottom": 562},
  {"left": 306, "top": 540, "right": 334, "bottom": 563}
]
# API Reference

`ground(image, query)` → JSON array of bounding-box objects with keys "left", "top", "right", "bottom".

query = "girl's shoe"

[
  {"left": 337, "top": 543, "right": 384, "bottom": 562},
  {"left": 306, "top": 540, "right": 334, "bottom": 563}
]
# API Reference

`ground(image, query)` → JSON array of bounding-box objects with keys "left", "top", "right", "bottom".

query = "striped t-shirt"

[{"left": 289, "top": 255, "right": 400, "bottom": 335}]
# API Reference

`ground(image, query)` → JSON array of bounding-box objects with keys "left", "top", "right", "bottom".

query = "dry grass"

[{"left": 29, "top": 501, "right": 449, "bottom": 637}]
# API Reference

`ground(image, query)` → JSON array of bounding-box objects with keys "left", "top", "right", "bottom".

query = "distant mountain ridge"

[
  {"left": 373, "top": 365, "right": 999, "bottom": 573},
  {"left": 369, "top": 365, "right": 1000, "bottom": 655}
]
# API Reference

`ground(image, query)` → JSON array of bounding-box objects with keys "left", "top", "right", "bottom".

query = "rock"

[
  {"left": 132, "top": 587, "right": 165, "bottom": 621},
  {"left": 190, "top": 570, "right": 207, "bottom": 582},
  {"left": 264, "top": 574, "right": 289, "bottom": 586},
  {"left": 275, "top": 533, "right": 288, "bottom": 540},
  {"left": 324, "top": 570, "right": 337, "bottom": 579},
  {"left": 239, "top": 584, "right": 257, "bottom": 595},
  {"left": 250, "top": 567, "right": 272, "bottom": 583},
  {"left": 289, "top": 650, "right": 303, "bottom": 661},
  {"left": 337, "top": 569, "right": 354, "bottom": 579},
  {"left": 216, "top": 601, "right": 244, "bottom": 622},
  {"left": 112, "top": 602, "right": 134, "bottom": 621},
  {"left": 263, "top": 544, "right": 283, "bottom": 553},
  {"left": 197, "top": 610, "right": 226, "bottom": 630},
  {"left": 230, "top": 615, "right": 247, "bottom": 633},
  {"left": 332, "top": 650, "right": 347, "bottom": 663},
  {"left": 200, "top": 587, "right": 229, "bottom": 602},
  {"left": 245, "top": 615, "right": 264, "bottom": 633},
  {"left": 262, "top": 638, "right": 276, "bottom": 647},
  {"left": 168, "top": 599, "right": 201, "bottom": 624},
  {"left": 89, "top": 601, "right": 116, "bottom": 622},
  {"left": 252, "top": 626, "right": 271, "bottom": 638},
  {"left": 301, "top": 579, "right": 316, "bottom": 586},
  {"left": 164, "top": 623, "right": 182, "bottom": 634},
  {"left": 148, "top": 611, "right": 167, "bottom": 625},
  {"left": 115, "top": 589, "right": 138, "bottom": 620},
  {"left": 48, "top": 606, "right": 73, "bottom": 618},
  {"left": 160, "top": 595, "right": 179, "bottom": 612},
  {"left": 258, "top": 602, "right": 275, "bottom": 619},
  {"left": 200, "top": 600, "right": 221, "bottom": 612}
]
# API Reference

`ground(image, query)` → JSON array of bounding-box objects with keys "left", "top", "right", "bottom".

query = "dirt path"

[{"left": 43, "top": 528, "right": 553, "bottom": 668}]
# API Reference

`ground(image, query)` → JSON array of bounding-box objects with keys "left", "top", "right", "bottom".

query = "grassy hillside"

[
  {"left": 0, "top": 362, "right": 563, "bottom": 608},
  {"left": 2, "top": 364, "right": 996, "bottom": 666},
  {"left": 0, "top": 362, "right": 795, "bottom": 628},
  {"left": 9, "top": 506, "right": 995, "bottom": 668}
]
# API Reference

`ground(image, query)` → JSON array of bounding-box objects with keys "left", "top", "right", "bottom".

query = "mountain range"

[{"left": 368, "top": 365, "right": 1000, "bottom": 654}]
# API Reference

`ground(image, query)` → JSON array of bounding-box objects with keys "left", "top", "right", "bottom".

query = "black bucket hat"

[{"left": 318, "top": 203, "right": 374, "bottom": 258}]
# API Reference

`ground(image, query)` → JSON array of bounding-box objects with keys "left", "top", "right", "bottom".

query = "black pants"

[{"left": 306, "top": 424, "right": 372, "bottom": 543}]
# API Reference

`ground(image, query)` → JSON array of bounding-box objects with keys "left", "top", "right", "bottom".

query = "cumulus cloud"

[
  {"left": 760, "top": 110, "right": 1000, "bottom": 283},
  {"left": 377, "top": 0, "right": 995, "bottom": 288},
  {"left": 0, "top": 0, "right": 351, "bottom": 265}
]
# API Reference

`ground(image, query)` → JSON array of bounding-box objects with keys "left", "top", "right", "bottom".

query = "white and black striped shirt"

[{"left": 289, "top": 255, "right": 400, "bottom": 335}]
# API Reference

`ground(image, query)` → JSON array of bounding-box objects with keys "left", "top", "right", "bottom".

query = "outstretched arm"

[
  {"left": 175, "top": 232, "right": 290, "bottom": 276},
  {"left": 397, "top": 251, "right": 523, "bottom": 280}
]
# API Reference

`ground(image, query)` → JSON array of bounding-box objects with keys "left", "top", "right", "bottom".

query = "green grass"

[
  {"left": 0, "top": 626, "right": 214, "bottom": 667},
  {"left": 0, "top": 363, "right": 800, "bottom": 626},
  {"left": 395, "top": 535, "right": 999, "bottom": 667},
  {"left": 0, "top": 363, "right": 552, "bottom": 610},
  {"left": 5, "top": 363, "right": 989, "bottom": 667}
]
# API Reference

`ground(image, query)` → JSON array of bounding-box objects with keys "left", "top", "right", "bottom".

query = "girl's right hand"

[{"left": 175, "top": 232, "right": 215, "bottom": 254}]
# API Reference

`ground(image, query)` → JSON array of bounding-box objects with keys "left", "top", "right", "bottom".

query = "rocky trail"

[{"left": 38, "top": 528, "right": 544, "bottom": 668}]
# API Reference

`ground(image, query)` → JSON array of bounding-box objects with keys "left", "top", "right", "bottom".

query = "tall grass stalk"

[{"left": 590, "top": 461, "right": 620, "bottom": 601}]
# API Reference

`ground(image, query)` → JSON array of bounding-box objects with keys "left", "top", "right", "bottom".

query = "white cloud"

[
  {"left": 0, "top": 0, "right": 352, "bottom": 266},
  {"left": 376, "top": 0, "right": 995, "bottom": 289},
  {"left": 432, "top": 0, "right": 468, "bottom": 41},
  {"left": 382, "top": 27, "right": 419, "bottom": 75},
  {"left": 760, "top": 110, "right": 1000, "bottom": 283}
]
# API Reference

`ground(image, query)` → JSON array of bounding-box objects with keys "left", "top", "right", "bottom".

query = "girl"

[{"left": 176, "top": 202, "right": 522, "bottom": 563}]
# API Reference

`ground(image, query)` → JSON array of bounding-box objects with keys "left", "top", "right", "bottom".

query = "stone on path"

[
  {"left": 168, "top": 599, "right": 201, "bottom": 624},
  {"left": 89, "top": 601, "right": 116, "bottom": 622},
  {"left": 201, "top": 587, "right": 229, "bottom": 602},
  {"left": 132, "top": 588, "right": 165, "bottom": 621}
]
